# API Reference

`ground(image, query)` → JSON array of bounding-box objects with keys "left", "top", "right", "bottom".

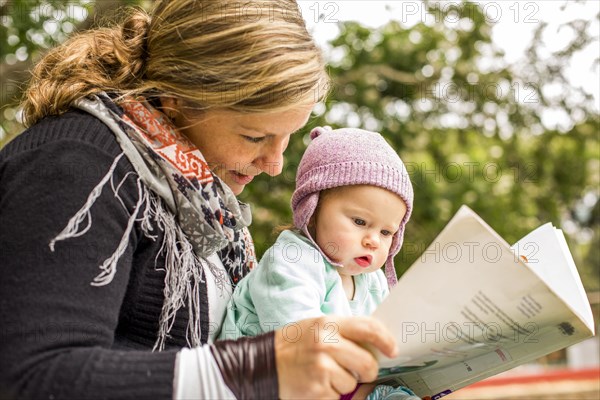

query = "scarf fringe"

[
  {"left": 49, "top": 153, "right": 145, "bottom": 287},
  {"left": 91, "top": 178, "right": 146, "bottom": 287},
  {"left": 49, "top": 153, "right": 212, "bottom": 350},
  {"left": 61, "top": 95, "right": 252, "bottom": 350},
  {"left": 49, "top": 153, "right": 125, "bottom": 252},
  {"left": 147, "top": 190, "right": 206, "bottom": 351}
]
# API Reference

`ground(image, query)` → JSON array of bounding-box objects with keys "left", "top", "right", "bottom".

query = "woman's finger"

[
  {"left": 309, "top": 316, "right": 392, "bottom": 384},
  {"left": 333, "top": 315, "right": 398, "bottom": 358},
  {"left": 327, "top": 360, "right": 359, "bottom": 396},
  {"left": 274, "top": 316, "right": 398, "bottom": 399},
  {"left": 314, "top": 330, "right": 379, "bottom": 383}
]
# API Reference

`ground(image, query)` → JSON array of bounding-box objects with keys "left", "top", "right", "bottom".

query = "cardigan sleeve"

[{"left": 0, "top": 117, "right": 177, "bottom": 399}]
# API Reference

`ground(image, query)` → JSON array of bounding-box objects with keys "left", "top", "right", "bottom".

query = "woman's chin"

[{"left": 223, "top": 180, "right": 245, "bottom": 196}]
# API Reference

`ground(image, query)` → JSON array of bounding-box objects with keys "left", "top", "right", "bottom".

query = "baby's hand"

[{"left": 366, "top": 384, "right": 421, "bottom": 400}]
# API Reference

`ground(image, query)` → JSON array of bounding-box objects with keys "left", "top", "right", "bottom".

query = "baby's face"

[{"left": 314, "top": 185, "right": 407, "bottom": 277}]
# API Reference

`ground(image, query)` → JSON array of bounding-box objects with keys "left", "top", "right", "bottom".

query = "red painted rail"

[{"left": 467, "top": 367, "right": 600, "bottom": 388}]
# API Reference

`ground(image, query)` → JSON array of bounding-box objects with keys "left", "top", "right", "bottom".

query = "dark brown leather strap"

[{"left": 210, "top": 332, "right": 278, "bottom": 399}]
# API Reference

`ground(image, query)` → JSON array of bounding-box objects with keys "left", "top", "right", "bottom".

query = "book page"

[
  {"left": 512, "top": 224, "right": 594, "bottom": 331},
  {"left": 371, "top": 205, "right": 595, "bottom": 396},
  {"left": 379, "top": 316, "right": 591, "bottom": 399}
]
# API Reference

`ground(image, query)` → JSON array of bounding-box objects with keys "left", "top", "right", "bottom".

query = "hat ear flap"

[{"left": 293, "top": 192, "right": 320, "bottom": 233}]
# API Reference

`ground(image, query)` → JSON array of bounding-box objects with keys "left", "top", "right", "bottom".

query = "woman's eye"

[
  {"left": 242, "top": 135, "right": 265, "bottom": 143},
  {"left": 353, "top": 218, "right": 366, "bottom": 226}
]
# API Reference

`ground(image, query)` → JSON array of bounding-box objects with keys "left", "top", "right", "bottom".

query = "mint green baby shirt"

[{"left": 219, "top": 230, "right": 389, "bottom": 340}]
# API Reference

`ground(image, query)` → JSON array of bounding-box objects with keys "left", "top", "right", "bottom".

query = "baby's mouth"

[{"left": 354, "top": 255, "right": 372, "bottom": 268}]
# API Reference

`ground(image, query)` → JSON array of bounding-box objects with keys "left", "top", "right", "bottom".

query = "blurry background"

[{"left": 1, "top": 1, "right": 599, "bottom": 394}]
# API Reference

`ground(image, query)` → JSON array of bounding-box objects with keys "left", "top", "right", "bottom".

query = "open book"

[{"left": 372, "top": 205, "right": 596, "bottom": 400}]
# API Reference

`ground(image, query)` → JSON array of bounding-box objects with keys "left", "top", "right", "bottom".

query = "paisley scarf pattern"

[
  {"left": 50, "top": 93, "right": 256, "bottom": 349},
  {"left": 115, "top": 94, "right": 256, "bottom": 282}
]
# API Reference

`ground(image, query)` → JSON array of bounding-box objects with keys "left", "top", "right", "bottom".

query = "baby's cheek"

[
  {"left": 377, "top": 247, "right": 391, "bottom": 265},
  {"left": 385, "top": 238, "right": 395, "bottom": 251},
  {"left": 321, "top": 238, "right": 343, "bottom": 259}
]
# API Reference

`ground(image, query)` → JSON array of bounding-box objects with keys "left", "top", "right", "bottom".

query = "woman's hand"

[
  {"left": 352, "top": 383, "right": 378, "bottom": 400},
  {"left": 275, "top": 315, "right": 398, "bottom": 399}
]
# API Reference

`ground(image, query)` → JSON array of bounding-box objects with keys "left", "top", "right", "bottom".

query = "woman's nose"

[{"left": 256, "top": 140, "right": 286, "bottom": 176}]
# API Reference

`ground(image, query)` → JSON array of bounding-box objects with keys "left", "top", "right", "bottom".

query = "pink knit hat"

[{"left": 291, "top": 126, "right": 414, "bottom": 287}]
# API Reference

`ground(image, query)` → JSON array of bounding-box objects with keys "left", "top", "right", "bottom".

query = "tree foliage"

[
  {"left": 1, "top": 1, "right": 598, "bottom": 290},
  {"left": 242, "top": 1, "right": 600, "bottom": 291}
]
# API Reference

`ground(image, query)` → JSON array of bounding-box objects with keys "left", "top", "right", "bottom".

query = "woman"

[{"left": 0, "top": 1, "right": 398, "bottom": 399}]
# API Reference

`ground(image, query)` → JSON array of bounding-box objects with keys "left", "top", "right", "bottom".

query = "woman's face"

[{"left": 174, "top": 104, "right": 314, "bottom": 195}]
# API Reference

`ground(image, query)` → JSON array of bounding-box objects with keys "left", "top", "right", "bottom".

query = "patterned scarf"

[{"left": 50, "top": 93, "right": 256, "bottom": 349}]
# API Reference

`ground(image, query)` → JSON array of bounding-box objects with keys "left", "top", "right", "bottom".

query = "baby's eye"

[
  {"left": 353, "top": 218, "right": 366, "bottom": 226},
  {"left": 242, "top": 135, "right": 265, "bottom": 143},
  {"left": 381, "top": 230, "right": 393, "bottom": 237}
]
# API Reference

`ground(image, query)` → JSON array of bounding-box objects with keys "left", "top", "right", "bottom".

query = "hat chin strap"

[
  {"left": 300, "top": 225, "right": 343, "bottom": 269},
  {"left": 384, "top": 227, "right": 404, "bottom": 288},
  {"left": 295, "top": 193, "right": 343, "bottom": 268},
  {"left": 385, "top": 258, "right": 398, "bottom": 288}
]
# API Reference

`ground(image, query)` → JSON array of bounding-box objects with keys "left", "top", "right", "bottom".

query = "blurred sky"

[{"left": 299, "top": 0, "right": 600, "bottom": 114}]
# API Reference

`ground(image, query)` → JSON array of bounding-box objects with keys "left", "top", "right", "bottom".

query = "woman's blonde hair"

[{"left": 21, "top": 0, "right": 329, "bottom": 126}]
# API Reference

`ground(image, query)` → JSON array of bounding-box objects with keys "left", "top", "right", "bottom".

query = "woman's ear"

[{"left": 159, "top": 96, "right": 181, "bottom": 122}]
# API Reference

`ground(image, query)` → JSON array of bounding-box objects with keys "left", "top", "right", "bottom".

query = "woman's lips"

[
  {"left": 230, "top": 171, "right": 254, "bottom": 185},
  {"left": 354, "top": 255, "right": 372, "bottom": 268}
]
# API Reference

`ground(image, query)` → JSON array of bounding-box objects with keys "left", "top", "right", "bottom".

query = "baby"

[{"left": 220, "top": 126, "right": 418, "bottom": 399}]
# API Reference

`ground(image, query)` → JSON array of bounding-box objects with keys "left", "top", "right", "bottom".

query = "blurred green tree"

[
  {"left": 0, "top": 0, "right": 149, "bottom": 142},
  {"left": 1, "top": 1, "right": 598, "bottom": 290},
  {"left": 241, "top": 1, "right": 600, "bottom": 291}
]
